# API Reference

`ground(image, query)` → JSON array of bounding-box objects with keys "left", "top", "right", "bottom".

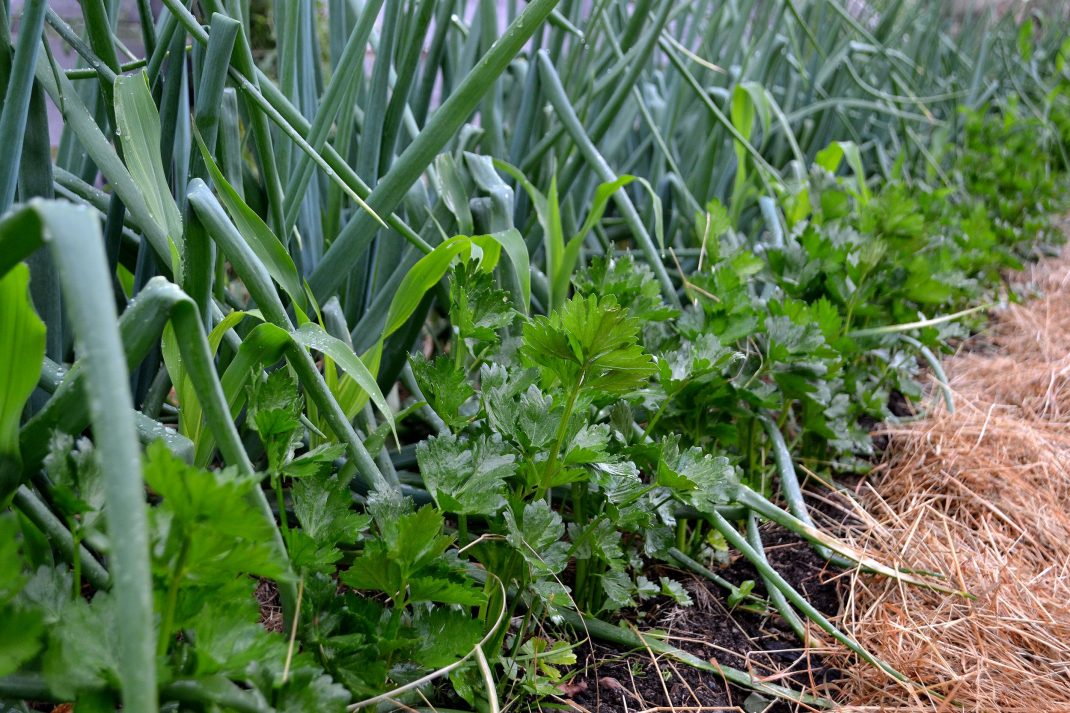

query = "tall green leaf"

[
  {"left": 0, "top": 264, "right": 45, "bottom": 504},
  {"left": 0, "top": 200, "right": 158, "bottom": 713},
  {"left": 114, "top": 71, "right": 185, "bottom": 256}
]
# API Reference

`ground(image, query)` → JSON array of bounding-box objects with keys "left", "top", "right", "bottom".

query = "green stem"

[
  {"left": 453, "top": 330, "right": 466, "bottom": 372},
  {"left": 0, "top": 674, "right": 269, "bottom": 713},
  {"left": 157, "top": 535, "right": 191, "bottom": 658},
  {"left": 668, "top": 547, "right": 765, "bottom": 605},
  {"left": 274, "top": 474, "right": 290, "bottom": 536},
  {"left": 13, "top": 486, "right": 109, "bottom": 591},
  {"left": 745, "top": 513, "right": 807, "bottom": 641},
  {"left": 457, "top": 514, "right": 468, "bottom": 545},
  {"left": 69, "top": 518, "right": 82, "bottom": 598},
  {"left": 572, "top": 483, "right": 588, "bottom": 601},
  {"left": 745, "top": 415, "right": 758, "bottom": 488},
  {"left": 538, "top": 383, "right": 580, "bottom": 498},
  {"left": 641, "top": 391, "right": 676, "bottom": 439}
]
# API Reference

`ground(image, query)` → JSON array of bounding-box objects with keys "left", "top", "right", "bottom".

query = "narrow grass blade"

[{"left": 34, "top": 51, "right": 172, "bottom": 262}]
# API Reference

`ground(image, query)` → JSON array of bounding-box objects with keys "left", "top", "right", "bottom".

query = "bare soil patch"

[{"left": 556, "top": 526, "right": 842, "bottom": 713}]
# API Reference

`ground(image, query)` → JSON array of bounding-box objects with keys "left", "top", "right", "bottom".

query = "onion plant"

[{"left": 0, "top": 0, "right": 1068, "bottom": 711}]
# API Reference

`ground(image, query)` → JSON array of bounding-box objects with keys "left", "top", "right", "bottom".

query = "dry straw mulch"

[{"left": 825, "top": 244, "right": 1070, "bottom": 711}]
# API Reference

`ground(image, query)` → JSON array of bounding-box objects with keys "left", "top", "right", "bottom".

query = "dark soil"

[{"left": 560, "top": 524, "right": 844, "bottom": 713}]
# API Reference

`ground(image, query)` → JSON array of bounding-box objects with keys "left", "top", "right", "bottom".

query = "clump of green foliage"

[{"left": 1, "top": 1, "right": 1069, "bottom": 712}]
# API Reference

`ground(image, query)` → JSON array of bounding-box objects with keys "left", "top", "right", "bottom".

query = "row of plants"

[{"left": 1, "top": 0, "right": 1069, "bottom": 711}]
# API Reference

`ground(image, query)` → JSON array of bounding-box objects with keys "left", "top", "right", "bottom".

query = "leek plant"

[{"left": 0, "top": 0, "right": 1068, "bottom": 711}]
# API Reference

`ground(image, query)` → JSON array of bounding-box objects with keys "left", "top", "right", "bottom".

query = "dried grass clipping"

[{"left": 824, "top": 244, "right": 1070, "bottom": 712}]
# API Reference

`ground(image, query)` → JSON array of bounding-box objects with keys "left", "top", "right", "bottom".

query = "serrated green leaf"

[
  {"left": 659, "top": 577, "right": 693, "bottom": 606},
  {"left": 42, "top": 592, "right": 119, "bottom": 698},
  {"left": 658, "top": 445, "right": 739, "bottom": 511},
  {"left": 411, "top": 354, "right": 475, "bottom": 430},
  {"left": 0, "top": 604, "right": 44, "bottom": 676},
  {"left": 414, "top": 608, "right": 483, "bottom": 668},
  {"left": 450, "top": 262, "right": 516, "bottom": 348},
  {"left": 417, "top": 433, "right": 514, "bottom": 516},
  {"left": 521, "top": 294, "right": 655, "bottom": 397},
  {"left": 408, "top": 575, "right": 486, "bottom": 606},
  {"left": 505, "top": 501, "right": 568, "bottom": 574},
  {"left": 574, "top": 255, "right": 676, "bottom": 323},
  {"left": 292, "top": 473, "right": 368, "bottom": 545},
  {"left": 144, "top": 442, "right": 288, "bottom": 581}
]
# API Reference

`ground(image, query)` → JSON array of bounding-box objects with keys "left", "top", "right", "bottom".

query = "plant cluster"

[{"left": 1, "top": 1, "right": 1069, "bottom": 712}]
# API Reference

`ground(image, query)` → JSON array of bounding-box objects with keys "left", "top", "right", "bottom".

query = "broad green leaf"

[
  {"left": 816, "top": 141, "right": 870, "bottom": 204},
  {"left": 384, "top": 235, "right": 486, "bottom": 339},
  {"left": 553, "top": 175, "right": 637, "bottom": 310},
  {"left": 380, "top": 231, "right": 520, "bottom": 348},
  {"left": 0, "top": 264, "right": 45, "bottom": 504},
  {"left": 293, "top": 323, "right": 396, "bottom": 440},
  {"left": 731, "top": 82, "right": 773, "bottom": 142},
  {"left": 484, "top": 228, "right": 531, "bottom": 314},
  {"left": 493, "top": 159, "right": 559, "bottom": 309},
  {"left": 207, "top": 310, "right": 252, "bottom": 355},
  {"left": 730, "top": 82, "right": 773, "bottom": 212},
  {"left": 546, "top": 175, "right": 565, "bottom": 300},
  {"left": 114, "top": 72, "right": 184, "bottom": 255},
  {"left": 195, "top": 321, "right": 290, "bottom": 466},
  {"left": 573, "top": 175, "right": 636, "bottom": 246},
  {"left": 632, "top": 175, "right": 666, "bottom": 251},
  {"left": 161, "top": 322, "right": 202, "bottom": 443}
]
